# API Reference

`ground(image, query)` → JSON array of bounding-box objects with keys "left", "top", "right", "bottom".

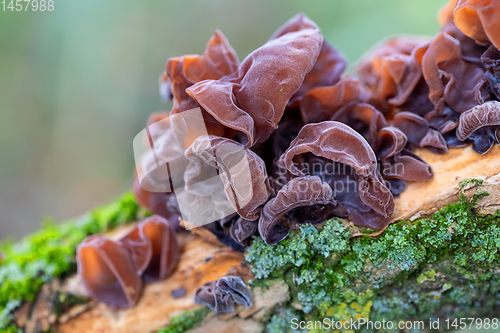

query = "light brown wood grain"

[{"left": 393, "top": 144, "right": 500, "bottom": 221}]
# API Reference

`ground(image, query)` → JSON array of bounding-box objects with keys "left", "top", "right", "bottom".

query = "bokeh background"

[{"left": 0, "top": 0, "right": 445, "bottom": 240}]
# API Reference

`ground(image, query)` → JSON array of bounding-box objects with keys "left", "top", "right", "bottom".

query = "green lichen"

[
  {"left": 0, "top": 192, "right": 148, "bottom": 331},
  {"left": 454, "top": 224, "right": 500, "bottom": 273},
  {"left": 368, "top": 254, "right": 500, "bottom": 331},
  {"left": 247, "top": 194, "right": 500, "bottom": 332},
  {"left": 245, "top": 218, "right": 350, "bottom": 280},
  {"left": 266, "top": 309, "right": 305, "bottom": 333},
  {"left": 157, "top": 307, "right": 210, "bottom": 333}
]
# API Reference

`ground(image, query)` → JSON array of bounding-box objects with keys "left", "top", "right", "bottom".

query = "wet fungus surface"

[
  {"left": 77, "top": 215, "right": 179, "bottom": 308},
  {"left": 77, "top": 235, "right": 143, "bottom": 308},
  {"left": 132, "top": 7, "right": 500, "bottom": 248},
  {"left": 78, "top": 1, "right": 500, "bottom": 312},
  {"left": 194, "top": 276, "right": 252, "bottom": 313}
]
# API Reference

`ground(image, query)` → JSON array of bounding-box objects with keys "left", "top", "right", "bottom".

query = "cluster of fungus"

[
  {"left": 133, "top": 0, "right": 500, "bottom": 250},
  {"left": 75, "top": 0, "right": 500, "bottom": 312},
  {"left": 77, "top": 215, "right": 179, "bottom": 308}
]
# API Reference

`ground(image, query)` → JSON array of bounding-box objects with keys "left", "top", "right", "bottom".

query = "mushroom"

[
  {"left": 454, "top": 0, "right": 500, "bottom": 50},
  {"left": 194, "top": 276, "right": 252, "bottom": 313},
  {"left": 77, "top": 215, "right": 180, "bottom": 307},
  {"left": 121, "top": 215, "right": 180, "bottom": 282},
  {"left": 77, "top": 235, "right": 142, "bottom": 308}
]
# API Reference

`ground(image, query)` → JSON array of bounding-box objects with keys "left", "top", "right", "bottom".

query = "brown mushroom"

[
  {"left": 454, "top": 0, "right": 500, "bottom": 50},
  {"left": 121, "top": 215, "right": 180, "bottom": 282},
  {"left": 77, "top": 235, "right": 142, "bottom": 308}
]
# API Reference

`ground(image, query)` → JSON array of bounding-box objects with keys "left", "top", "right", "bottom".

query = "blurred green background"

[{"left": 0, "top": 0, "right": 445, "bottom": 240}]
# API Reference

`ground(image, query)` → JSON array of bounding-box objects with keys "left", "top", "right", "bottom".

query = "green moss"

[
  {"left": 52, "top": 292, "right": 89, "bottom": 316},
  {"left": 458, "top": 178, "right": 483, "bottom": 190},
  {"left": 0, "top": 192, "right": 148, "bottom": 331},
  {"left": 472, "top": 190, "right": 490, "bottom": 203},
  {"left": 157, "top": 307, "right": 210, "bottom": 333},
  {"left": 4, "top": 325, "right": 22, "bottom": 333},
  {"left": 455, "top": 224, "right": 500, "bottom": 273},
  {"left": 0, "top": 300, "right": 21, "bottom": 331}
]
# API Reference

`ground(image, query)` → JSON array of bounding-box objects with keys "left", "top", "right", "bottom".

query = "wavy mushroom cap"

[
  {"left": 281, "top": 121, "right": 394, "bottom": 216},
  {"left": 356, "top": 36, "right": 427, "bottom": 111},
  {"left": 376, "top": 127, "right": 433, "bottom": 182},
  {"left": 194, "top": 281, "right": 235, "bottom": 313},
  {"left": 299, "top": 79, "right": 370, "bottom": 124},
  {"left": 129, "top": 215, "right": 180, "bottom": 282},
  {"left": 456, "top": 101, "right": 500, "bottom": 154},
  {"left": 77, "top": 235, "right": 142, "bottom": 308},
  {"left": 194, "top": 276, "right": 252, "bottom": 313},
  {"left": 270, "top": 13, "right": 347, "bottom": 107},
  {"left": 186, "top": 13, "right": 323, "bottom": 146},
  {"left": 454, "top": 0, "right": 500, "bottom": 50},
  {"left": 185, "top": 135, "right": 273, "bottom": 221},
  {"left": 164, "top": 29, "right": 239, "bottom": 139},
  {"left": 393, "top": 112, "right": 448, "bottom": 154},
  {"left": 258, "top": 175, "right": 337, "bottom": 245},
  {"left": 216, "top": 276, "right": 253, "bottom": 308},
  {"left": 229, "top": 217, "right": 258, "bottom": 246}
]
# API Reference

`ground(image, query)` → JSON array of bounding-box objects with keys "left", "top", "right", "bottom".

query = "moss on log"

[
  {"left": 1, "top": 145, "right": 500, "bottom": 332},
  {"left": 247, "top": 198, "right": 500, "bottom": 333}
]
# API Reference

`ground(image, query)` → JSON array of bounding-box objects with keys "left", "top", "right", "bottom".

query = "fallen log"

[{"left": 14, "top": 144, "right": 497, "bottom": 333}]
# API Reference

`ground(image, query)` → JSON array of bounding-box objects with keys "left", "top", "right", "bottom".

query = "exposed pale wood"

[{"left": 393, "top": 144, "right": 500, "bottom": 221}]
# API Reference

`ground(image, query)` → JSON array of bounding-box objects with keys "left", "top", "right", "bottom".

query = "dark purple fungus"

[
  {"left": 171, "top": 287, "right": 187, "bottom": 299},
  {"left": 194, "top": 281, "right": 234, "bottom": 313},
  {"left": 194, "top": 276, "right": 252, "bottom": 313},
  {"left": 376, "top": 127, "right": 433, "bottom": 181},
  {"left": 229, "top": 217, "right": 258, "bottom": 246},
  {"left": 258, "top": 175, "right": 337, "bottom": 245},
  {"left": 456, "top": 101, "right": 500, "bottom": 140},
  {"left": 270, "top": 14, "right": 347, "bottom": 107},
  {"left": 393, "top": 112, "right": 448, "bottom": 154},
  {"left": 216, "top": 276, "right": 253, "bottom": 308},
  {"left": 186, "top": 14, "right": 323, "bottom": 146},
  {"left": 185, "top": 135, "right": 273, "bottom": 221},
  {"left": 280, "top": 121, "right": 394, "bottom": 220},
  {"left": 456, "top": 101, "right": 500, "bottom": 154}
]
